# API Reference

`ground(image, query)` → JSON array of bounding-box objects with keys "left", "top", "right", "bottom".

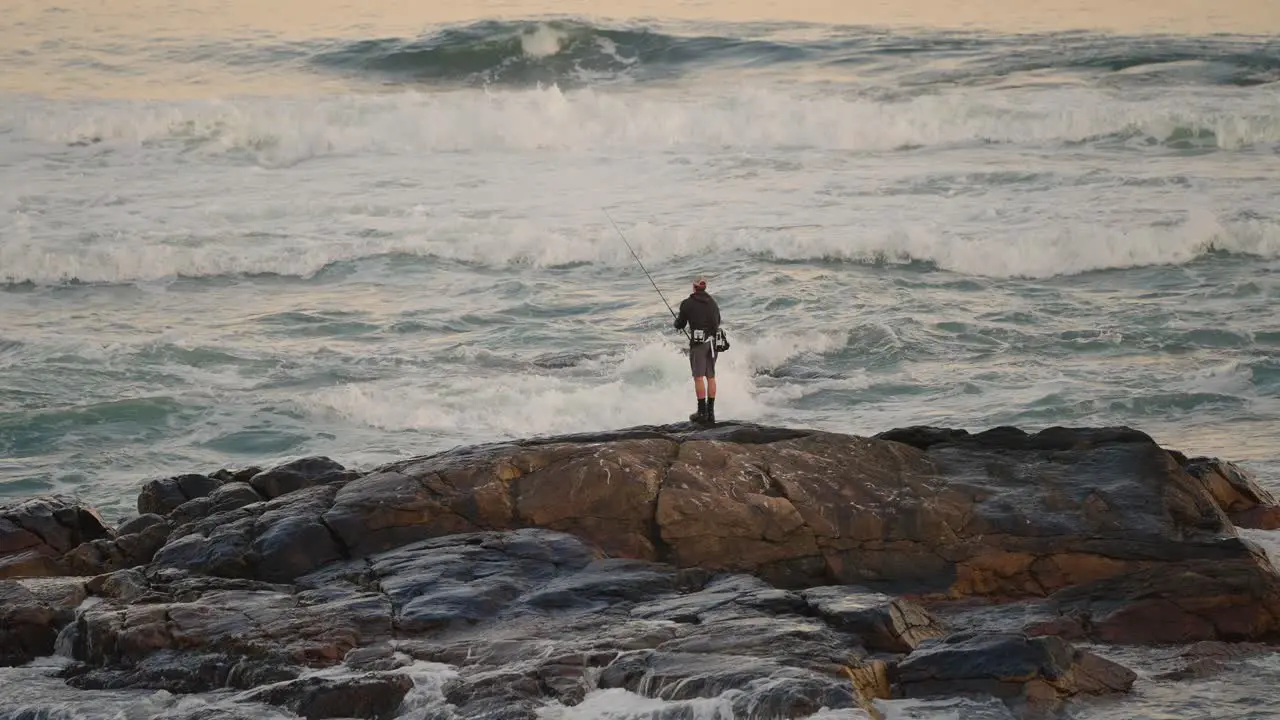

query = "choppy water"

[{"left": 3, "top": 3, "right": 1280, "bottom": 717}]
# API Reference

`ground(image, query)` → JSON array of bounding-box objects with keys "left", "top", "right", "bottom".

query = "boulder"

[
  {"left": 895, "top": 632, "right": 1136, "bottom": 707},
  {"left": 62, "top": 519, "right": 171, "bottom": 576},
  {"left": 0, "top": 580, "right": 62, "bottom": 666},
  {"left": 153, "top": 484, "right": 346, "bottom": 582},
  {"left": 169, "top": 483, "right": 264, "bottom": 529},
  {"left": 138, "top": 473, "right": 225, "bottom": 517},
  {"left": 0, "top": 496, "right": 114, "bottom": 578},
  {"left": 248, "top": 456, "right": 351, "bottom": 500},
  {"left": 1182, "top": 456, "right": 1280, "bottom": 529}
]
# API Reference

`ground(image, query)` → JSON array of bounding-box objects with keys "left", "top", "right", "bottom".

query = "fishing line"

[{"left": 603, "top": 208, "right": 689, "bottom": 340}]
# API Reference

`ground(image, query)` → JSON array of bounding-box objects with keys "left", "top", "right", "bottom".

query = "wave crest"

[
  {"left": 14, "top": 86, "right": 1280, "bottom": 167},
  {"left": 4, "top": 210, "right": 1278, "bottom": 286},
  {"left": 306, "top": 19, "right": 803, "bottom": 87},
  {"left": 296, "top": 19, "right": 1280, "bottom": 89}
]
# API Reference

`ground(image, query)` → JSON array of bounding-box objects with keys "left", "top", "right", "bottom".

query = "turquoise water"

[{"left": 3, "top": 17, "right": 1280, "bottom": 523}]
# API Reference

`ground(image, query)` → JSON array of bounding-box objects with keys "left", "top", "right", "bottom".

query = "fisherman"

[{"left": 673, "top": 275, "right": 721, "bottom": 425}]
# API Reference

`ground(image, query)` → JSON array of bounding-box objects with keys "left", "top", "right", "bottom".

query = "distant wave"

[
  {"left": 295, "top": 19, "right": 1280, "bottom": 88},
  {"left": 306, "top": 19, "right": 814, "bottom": 87},
  {"left": 4, "top": 212, "right": 1279, "bottom": 286}
]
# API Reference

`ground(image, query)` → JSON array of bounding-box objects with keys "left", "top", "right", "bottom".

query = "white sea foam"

[
  {"left": 520, "top": 25, "right": 570, "bottom": 58},
  {"left": 297, "top": 331, "right": 848, "bottom": 439},
  {"left": 4, "top": 206, "right": 1278, "bottom": 285},
  {"left": 8, "top": 84, "right": 1278, "bottom": 162}
]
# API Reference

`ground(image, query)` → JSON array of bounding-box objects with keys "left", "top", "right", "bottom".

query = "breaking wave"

[
  {"left": 306, "top": 19, "right": 812, "bottom": 87},
  {"left": 4, "top": 211, "right": 1279, "bottom": 286},
  {"left": 12, "top": 85, "right": 1280, "bottom": 164},
  {"left": 293, "top": 19, "right": 1280, "bottom": 88}
]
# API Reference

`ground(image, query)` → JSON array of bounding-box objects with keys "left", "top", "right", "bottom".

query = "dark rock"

[
  {"left": 211, "top": 466, "right": 263, "bottom": 484},
  {"left": 0, "top": 496, "right": 114, "bottom": 578},
  {"left": 896, "top": 632, "right": 1136, "bottom": 706},
  {"left": 138, "top": 473, "right": 224, "bottom": 516},
  {"left": 598, "top": 648, "right": 858, "bottom": 717},
  {"left": 117, "top": 513, "right": 167, "bottom": 536},
  {"left": 249, "top": 456, "right": 350, "bottom": 500},
  {"left": 342, "top": 644, "right": 414, "bottom": 672},
  {"left": 0, "top": 577, "right": 85, "bottom": 666},
  {"left": 442, "top": 667, "right": 546, "bottom": 718},
  {"left": 152, "top": 484, "right": 344, "bottom": 583},
  {"left": 63, "top": 520, "right": 170, "bottom": 575},
  {"left": 60, "top": 650, "right": 300, "bottom": 693},
  {"left": 0, "top": 580, "right": 62, "bottom": 666},
  {"left": 238, "top": 672, "right": 413, "bottom": 720},
  {"left": 169, "top": 482, "right": 264, "bottom": 528},
  {"left": 85, "top": 567, "right": 150, "bottom": 602},
  {"left": 1182, "top": 456, "right": 1280, "bottom": 529},
  {"left": 801, "top": 585, "right": 947, "bottom": 653},
  {"left": 1049, "top": 547, "right": 1280, "bottom": 644},
  {"left": 630, "top": 574, "right": 808, "bottom": 624},
  {"left": 70, "top": 570, "right": 393, "bottom": 670},
  {"left": 64, "top": 650, "right": 237, "bottom": 692},
  {"left": 1151, "top": 640, "right": 1271, "bottom": 681}
]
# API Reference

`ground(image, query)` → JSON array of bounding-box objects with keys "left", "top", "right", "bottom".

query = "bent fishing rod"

[{"left": 603, "top": 209, "right": 689, "bottom": 341}]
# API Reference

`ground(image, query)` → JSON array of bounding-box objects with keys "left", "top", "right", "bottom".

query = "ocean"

[{"left": 2, "top": 0, "right": 1280, "bottom": 716}]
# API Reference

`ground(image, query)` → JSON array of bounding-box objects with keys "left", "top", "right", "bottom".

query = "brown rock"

[
  {"left": 1228, "top": 505, "right": 1280, "bottom": 531},
  {"left": 142, "top": 422, "right": 1280, "bottom": 644},
  {"left": 515, "top": 439, "right": 673, "bottom": 559},
  {"left": 802, "top": 585, "right": 947, "bottom": 653},
  {"left": 1050, "top": 549, "right": 1280, "bottom": 644},
  {"left": 1181, "top": 456, "right": 1280, "bottom": 530},
  {"left": 0, "top": 496, "right": 114, "bottom": 578},
  {"left": 63, "top": 520, "right": 171, "bottom": 576},
  {"left": 0, "top": 580, "right": 62, "bottom": 666}
]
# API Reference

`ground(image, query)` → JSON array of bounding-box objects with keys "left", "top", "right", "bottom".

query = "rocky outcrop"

[
  {"left": 125, "top": 422, "right": 1280, "bottom": 646},
  {"left": 2, "top": 421, "right": 1278, "bottom": 718},
  {"left": 56, "top": 528, "right": 913, "bottom": 717},
  {"left": 0, "top": 496, "right": 114, "bottom": 578}
]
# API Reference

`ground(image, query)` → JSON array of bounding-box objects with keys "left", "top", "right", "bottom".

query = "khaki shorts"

[{"left": 690, "top": 342, "right": 716, "bottom": 378}]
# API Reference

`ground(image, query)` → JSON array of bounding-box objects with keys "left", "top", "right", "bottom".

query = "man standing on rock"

[{"left": 674, "top": 275, "right": 722, "bottom": 425}]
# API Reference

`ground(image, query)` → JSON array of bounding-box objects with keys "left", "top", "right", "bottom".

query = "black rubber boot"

[
  {"left": 689, "top": 397, "right": 707, "bottom": 423},
  {"left": 706, "top": 397, "right": 716, "bottom": 425}
]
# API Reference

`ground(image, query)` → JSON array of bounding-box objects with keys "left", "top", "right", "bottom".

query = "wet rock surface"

[
  {"left": 1, "top": 421, "right": 1278, "bottom": 718},
  {"left": 0, "top": 496, "right": 114, "bottom": 578},
  {"left": 896, "top": 632, "right": 1136, "bottom": 701}
]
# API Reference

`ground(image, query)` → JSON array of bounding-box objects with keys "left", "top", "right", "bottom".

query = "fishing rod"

[{"left": 603, "top": 208, "right": 689, "bottom": 340}]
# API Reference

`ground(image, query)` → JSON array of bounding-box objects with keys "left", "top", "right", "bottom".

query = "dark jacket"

[{"left": 674, "top": 290, "right": 721, "bottom": 344}]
